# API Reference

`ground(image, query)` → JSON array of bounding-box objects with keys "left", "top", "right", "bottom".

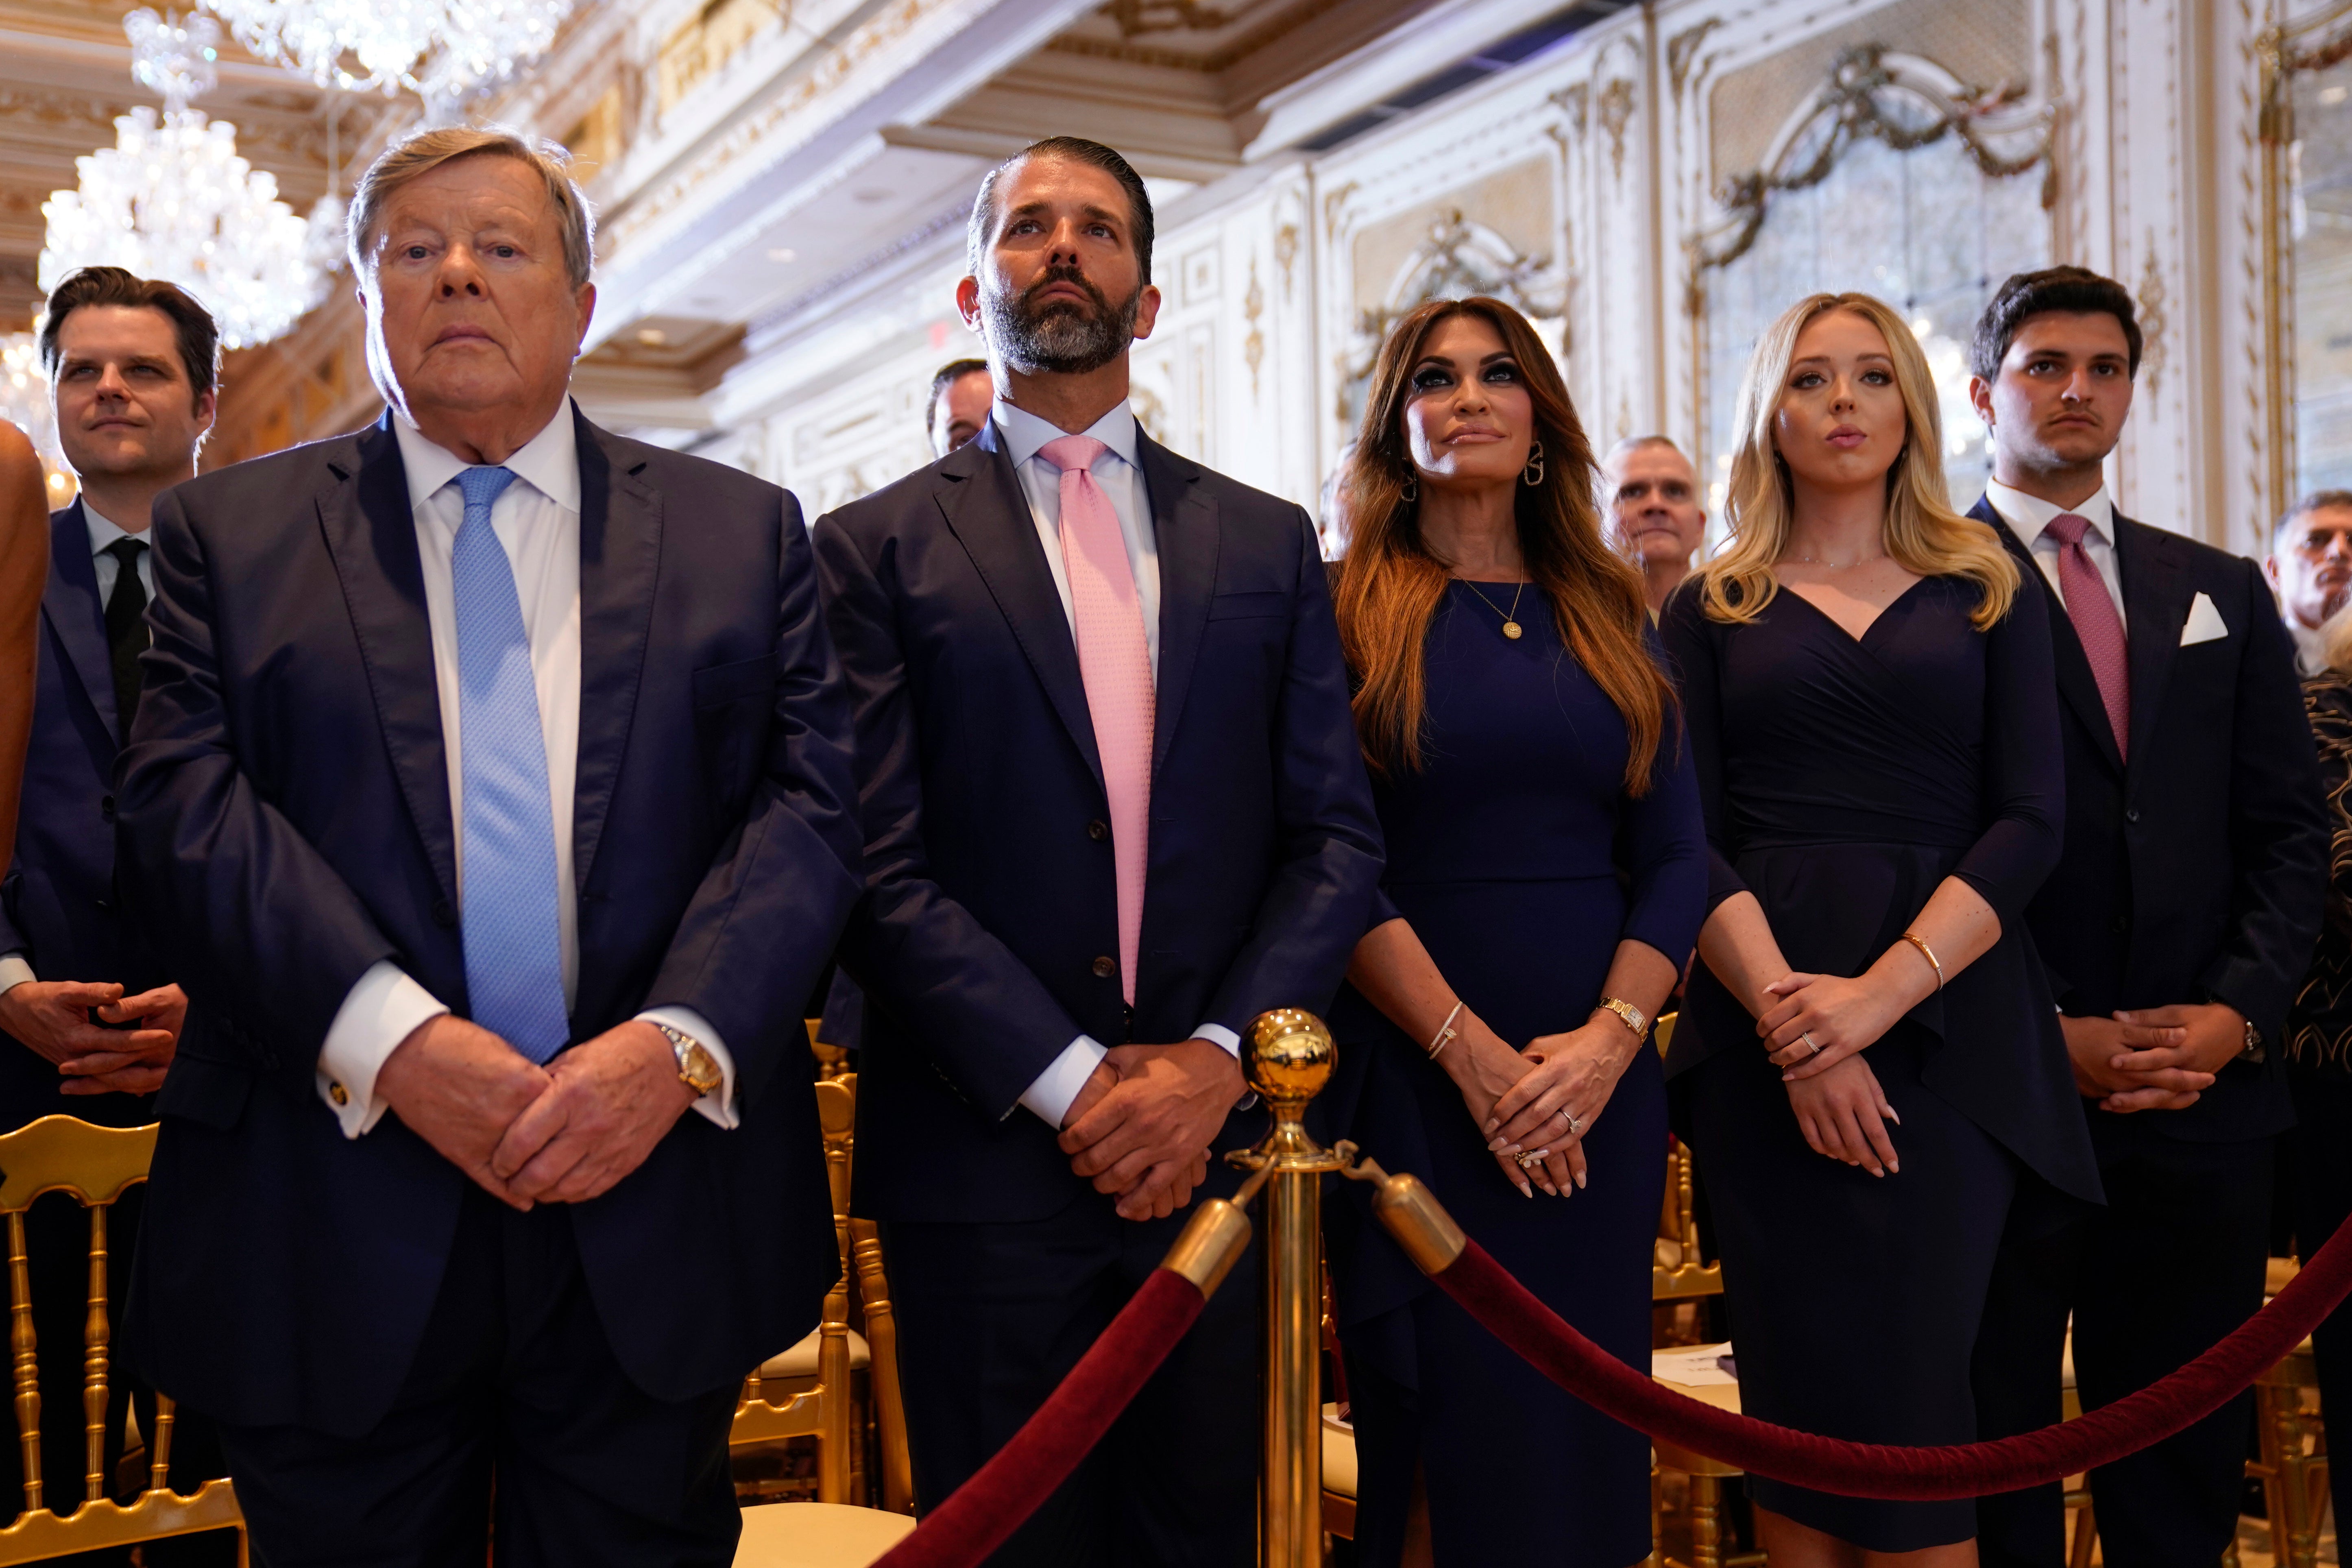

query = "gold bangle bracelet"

[{"left": 1899, "top": 931, "right": 1944, "bottom": 990}]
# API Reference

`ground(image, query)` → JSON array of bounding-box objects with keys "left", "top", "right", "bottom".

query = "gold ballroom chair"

[
  {"left": 732, "top": 1036, "right": 918, "bottom": 1565},
  {"left": 2243, "top": 1254, "right": 2330, "bottom": 1568},
  {"left": 0, "top": 1115, "right": 245, "bottom": 1566}
]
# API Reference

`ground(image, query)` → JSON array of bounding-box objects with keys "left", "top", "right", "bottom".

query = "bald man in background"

[
  {"left": 1600, "top": 435, "right": 1706, "bottom": 617},
  {"left": 0, "top": 423, "right": 43, "bottom": 862}
]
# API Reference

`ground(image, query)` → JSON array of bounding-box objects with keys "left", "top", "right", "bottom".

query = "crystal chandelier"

[
  {"left": 0, "top": 334, "right": 69, "bottom": 499},
  {"left": 39, "top": 11, "right": 325, "bottom": 350},
  {"left": 196, "top": 0, "right": 575, "bottom": 107}
]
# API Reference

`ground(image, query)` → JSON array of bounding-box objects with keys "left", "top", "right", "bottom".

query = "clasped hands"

[
  {"left": 2060, "top": 1003, "right": 2239, "bottom": 1113},
  {"left": 1754, "top": 971, "right": 1906, "bottom": 1177},
  {"left": 377, "top": 1015, "right": 695, "bottom": 1211},
  {"left": 1056, "top": 1040, "right": 1239, "bottom": 1222},
  {"left": 1448, "top": 1012, "right": 1636, "bottom": 1200},
  {"left": 0, "top": 980, "right": 187, "bottom": 1095}
]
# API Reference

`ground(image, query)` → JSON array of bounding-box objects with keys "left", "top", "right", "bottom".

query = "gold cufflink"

[{"left": 329, "top": 1082, "right": 349, "bottom": 1106}]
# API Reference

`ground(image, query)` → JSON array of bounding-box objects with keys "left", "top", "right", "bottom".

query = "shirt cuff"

[
  {"left": 318, "top": 961, "right": 449, "bottom": 1139},
  {"left": 0, "top": 953, "right": 34, "bottom": 997},
  {"left": 1019, "top": 1034, "right": 1109, "bottom": 1126},
  {"left": 1192, "top": 1024, "right": 1241, "bottom": 1057},
  {"left": 636, "top": 1005, "right": 739, "bottom": 1130}
]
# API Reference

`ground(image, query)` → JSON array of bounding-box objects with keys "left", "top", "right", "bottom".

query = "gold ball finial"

[{"left": 1244, "top": 1008, "right": 1335, "bottom": 1106}]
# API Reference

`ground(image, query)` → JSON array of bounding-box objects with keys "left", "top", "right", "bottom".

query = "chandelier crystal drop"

[
  {"left": 39, "top": 11, "right": 325, "bottom": 351},
  {"left": 0, "top": 334, "right": 65, "bottom": 476},
  {"left": 196, "top": 0, "right": 575, "bottom": 103}
]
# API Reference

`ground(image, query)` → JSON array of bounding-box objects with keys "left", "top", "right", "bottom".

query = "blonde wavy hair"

[{"left": 1696, "top": 292, "right": 2018, "bottom": 630}]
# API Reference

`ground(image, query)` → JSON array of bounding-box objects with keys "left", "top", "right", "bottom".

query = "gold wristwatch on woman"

[
  {"left": 1595, "top": 995, "right": 1650, "bottom": 1040},
  {"left": 653, "top": 1021, "right": 724, "bottom": 1097}
]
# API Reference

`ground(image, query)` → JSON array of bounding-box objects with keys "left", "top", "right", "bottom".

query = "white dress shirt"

[
  {"left": 991, "top": 400, "right": 1240, "bottom": 1125},
  {"left": 314, "top": 406, "right": 738, "bottom": 1138},
  {"left": 1984, "top": 478, "right": 2129, "bottom": 632},
  {"left": 2290, "top": 617, "right": 2329, "bottom": 680},
  {"left": 0, "top": 502, "right": 158, "bottom": 999}
]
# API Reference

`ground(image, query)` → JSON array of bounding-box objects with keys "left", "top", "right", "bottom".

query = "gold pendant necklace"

[{"left": 1460, "top": 578, "right": 1528, "bottom": 639}]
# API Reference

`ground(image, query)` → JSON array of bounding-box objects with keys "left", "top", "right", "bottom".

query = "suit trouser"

[
  {"left": 0, "top": 1187, "right": 231, "bottom": 1567},
  {"left": 881, "top": 1194, "right": 1261, "bottom": 1568},
  {"left": 2285, "top": 1062, "right": 2352, "bottom": 1537},
  {"left": 209, "top": 1187, "right": 740, "bottom": 1568},
  {"left": 1975, "top": 1124, "right": 2273, "bottom": 1568}
]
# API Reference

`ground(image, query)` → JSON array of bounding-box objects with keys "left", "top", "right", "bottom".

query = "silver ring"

[
  {"left": 1802, "top": 1031, "right": 1823, "bottom": 1057},
  {"left": 1559, "top": 1109, "right": 1582, "bottom": 1137}
]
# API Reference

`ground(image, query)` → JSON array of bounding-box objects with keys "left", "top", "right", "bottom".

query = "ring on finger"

[
  {"left": 1801, "top": 1031, "right": 1823, "bottom": 1057},
  {"left": 1514, "top": 1150, "right": 1541, "bottom": 1171}
]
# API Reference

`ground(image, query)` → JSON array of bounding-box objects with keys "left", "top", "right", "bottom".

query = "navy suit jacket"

[
  {"left": 0, "top": 504, "right": 159, "bottom": 1132},
  {"left": 812, "top": 423, "right": 1383, "bottom": 1223},
  {"left": 1973, "top": 496, "right": 2326, "bottom": 1145},
  {"left": 116, "top": 408, "right": 865, "bottom": 1436}
]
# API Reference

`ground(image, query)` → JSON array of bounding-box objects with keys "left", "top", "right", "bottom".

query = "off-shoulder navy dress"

[
  {"left": 1660, "top": 576, "right": 2101, "bottom": 1550},
  {"left": 1326, "top": 583, "right": 1707, "bottom": 1568}
]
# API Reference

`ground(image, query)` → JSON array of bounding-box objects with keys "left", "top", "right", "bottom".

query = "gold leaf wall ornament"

[
  {"left": 658, "top": 0, "right": 789, "bottom": 116},
  {"left": 1694, "top": 43, "right": 2050, "bottom": 274},
  {"left": 1338, "top": 211, "right": 1565, "bottom": 430},
  {"left": 1668, "top": 18, "right": 1724, "bottom": 103},
  {"left": 2136, "top": 234, "right": 2171, "bottom": 398},
  {"left": 1274, "top": 223, "right": 1299, "bottom": 296},
  {"left": 1323, "top": 181, "right": 1359, "bottom": 243},
  {"left": 1244, "top": 257, "right": 1266, "bottom": 399},
  {"left": 1599, "top": 76, "right": 1637, "bottom": 180},
  {"left": 1550, "top": 81, "right": 1591, "bottom": 137}
]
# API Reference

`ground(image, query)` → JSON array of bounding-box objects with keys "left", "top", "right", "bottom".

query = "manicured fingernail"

[
  {"left": 1531, "top": 1147, "right": 1549, "bottom": 1160},
  {"left": 1539, "top": 1182, "right": 1556, "bottom": 1195},
  {"left": 1487, "top": 1138, "right": 1506, "bottom": 1152},
  {"left": 1887, "top": 1109, "right": 1902, "bottom": 1124},
  {"left": 1888, "top": 1162, "right": 1899, "bottom": 1173},
  {"left": 1516, "top": 1181, "right": 1532, "bottom": 1198},
  {"left": 1573, "top": 1169, "right": 1587, "bottom": 1190},
  {"left": 1483, "top": 1119, "right": 1499, "bottom": 1133}
]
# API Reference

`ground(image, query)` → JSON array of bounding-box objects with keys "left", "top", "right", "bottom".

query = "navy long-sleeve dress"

[
  {"left": 1660, "top": 574, "right": 2101, "bottom": 1550},
  {"left": 1327, "top": 583, "right": 1707, "bottom": 1568}
]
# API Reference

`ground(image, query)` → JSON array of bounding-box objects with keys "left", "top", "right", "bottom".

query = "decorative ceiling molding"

[{"left": 1694, "top": 42, "right": 2050, "bottom": 272}]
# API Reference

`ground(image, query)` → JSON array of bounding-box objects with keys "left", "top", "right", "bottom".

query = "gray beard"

[{"left": 982, "top": 277, "right": 1139, "bottom": 376}]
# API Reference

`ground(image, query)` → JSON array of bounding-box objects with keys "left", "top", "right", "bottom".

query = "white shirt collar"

[
  {"left": 391, "top": 401, "right": 583, "bottom": 515},
  {"left": 1984, "top": 477, "right": 2115, "bottom": 552},
  {"left": 79, "top": 499, "right": 140, "bottom": 556},
  {"left": 994, "top": 399, "right": 1140, "bottom": 473}
]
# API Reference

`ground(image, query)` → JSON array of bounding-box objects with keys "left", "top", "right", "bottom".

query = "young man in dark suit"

[
  {"left": 1965, "top": 266, "right": 2328, "bottom": 1567},
  {"left": 114, "top": 127, "right": 863, "bottom": 1563},
  {"left": 0, "top": 266, "right": 222, "bottom": 1544},
  {"left": 813, "top": 137, "right": 1384, "bottom": 1565}
]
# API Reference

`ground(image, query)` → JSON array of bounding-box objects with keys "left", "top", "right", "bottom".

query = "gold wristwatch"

[
  {"left": 654, "top": 1022, "right": 724, "bottom": 1097},
  {"left": 1595, "top": 995, "right": 1650, "bottom": 1040}
]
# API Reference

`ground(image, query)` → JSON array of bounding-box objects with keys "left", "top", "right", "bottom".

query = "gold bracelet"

[
  {"left": 1594, "top": 995, "right": 1649, "bottom": 1040},
  {"left": 1426, "top": 1001, "right": 1463, "bottom": 1060},
  {"left": 1899, "top": 931, "right": 1944, "bottom": 990}
]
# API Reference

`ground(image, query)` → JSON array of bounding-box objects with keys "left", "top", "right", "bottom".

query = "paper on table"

[{"left": 1651, "top": 1342, "right": 1737, "bottom": 1387}]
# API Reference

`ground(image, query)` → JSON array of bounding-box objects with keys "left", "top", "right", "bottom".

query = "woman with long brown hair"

[
  {"left": 1662, "top": 294, "right": 2099, "bottom": 1564},
  {"left": 1323, "top": 296, "right": 1706, "bottom": 1568}
]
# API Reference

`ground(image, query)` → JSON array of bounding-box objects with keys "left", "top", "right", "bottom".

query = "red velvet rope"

[
  {"left": 869, "top": 1268, "right": 1207, "bottom": 1568},
  {"left": 1431, "top": 1215, "right": 2352, "bottom": 1500}
]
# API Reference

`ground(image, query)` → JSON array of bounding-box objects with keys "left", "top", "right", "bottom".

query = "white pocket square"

[{"left": 2180, "top": 591, "right": 2229, "bottom": 646}]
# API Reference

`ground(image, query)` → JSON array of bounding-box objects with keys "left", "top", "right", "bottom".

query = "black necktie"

[{"left": 102, "top": 536, "right": 148, "bottom": 743}]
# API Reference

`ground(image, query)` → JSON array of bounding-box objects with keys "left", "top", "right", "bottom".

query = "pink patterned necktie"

[
  {"left": 1040, "top": 434, "right": 1155, "bottom": 1005},
  {"left": 2044, "top": 511, "right": 2130, "bottom": 758}
]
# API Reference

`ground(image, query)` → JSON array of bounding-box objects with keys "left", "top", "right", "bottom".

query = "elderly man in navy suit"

[
  {"left": 815, "top": 137, "right": 1383, "bottom": 1566},
  {"left": 0, "top": 265, "right": 224, "bottom": 1540},
  {"left": 115, "top": 126, "right": 863, "bottom": 1566}
]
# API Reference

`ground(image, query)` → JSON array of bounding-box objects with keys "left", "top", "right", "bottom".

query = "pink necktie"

[
  {"left": 2045, "top": 512, "right": 2130, "bottom": 757},
  {"left": 1040, "top": 434, "right": 1155, "bottom": 1005}
]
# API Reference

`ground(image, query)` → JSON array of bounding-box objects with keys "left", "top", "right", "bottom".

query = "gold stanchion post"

[{"left": 1235, "top": 1008, "right": 1346, "bottom": 1568}]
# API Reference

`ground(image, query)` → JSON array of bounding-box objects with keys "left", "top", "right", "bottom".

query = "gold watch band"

[{"left": 1595, "top": 995, "right": 1650, "bottom": 1040}]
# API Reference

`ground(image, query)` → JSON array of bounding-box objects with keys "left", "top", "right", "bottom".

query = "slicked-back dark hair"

[
  {"left": 38, "top": 266, "right": 221, "bottom": 400},
  {"left": 1968, "top": 265, "right": 2144, "bottom": 381},
  {"left": 927, "top": 358, "right": 989, "bottom": 421},
  {"left": 2277, "top": 490, "right": 2352, "bottom": 550},
  {"left": 965, "top": 137, "right": 1155, "bottom": 286}
]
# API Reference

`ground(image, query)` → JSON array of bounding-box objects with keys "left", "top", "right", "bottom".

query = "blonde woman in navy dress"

[
  {"left": 1324, "top": 296, "right": 1707, "bottom": 1568},
  {"left": 1661, "top": 294, "right": 2101, "bottom": 1564}
]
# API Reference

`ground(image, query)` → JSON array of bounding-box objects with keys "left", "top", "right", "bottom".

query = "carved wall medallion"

[{"left": 1598, "top": 76, "right": 1637, "bottom": 181}]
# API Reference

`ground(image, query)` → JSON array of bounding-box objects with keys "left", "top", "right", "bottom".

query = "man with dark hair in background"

[
  {"left": 1964, "top": 264, "right": 2326, "bottom": 1568},
  {"left": 927, "top": 357, "right": 992, "bottom": 458},
  {"left": 2267, "top": 490, "right": 2352, "bottom": 676},
  {"left": 1, "top": 264, "right": 229, "bottom": 1556},
  {"left": 1599, "top": 434, "right": 1707, "bottom": 617},
  {"left": 815, "top": 136, "right": 1382, "bottom": 1564}
]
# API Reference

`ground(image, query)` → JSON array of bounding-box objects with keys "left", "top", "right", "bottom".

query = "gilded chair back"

[{"left": 0, "top": 1115, "right": 244, "bottom": 1566}]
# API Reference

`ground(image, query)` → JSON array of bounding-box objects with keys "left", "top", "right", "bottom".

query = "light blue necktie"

[{"left": 451, "top": 465, "right": 567, "bottom": 1063}]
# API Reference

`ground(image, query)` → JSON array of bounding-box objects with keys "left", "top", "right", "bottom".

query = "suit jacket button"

[
  {"left": 328, "top": 1082, "right": 349, "bottom": 1106},
  {"left": 100, "top": 795, "right": 115, "bottom": 823},
  {"left": 2125, "top": 808, "right": 2141, "bottom": 824},
  {"left": 1092, "top": 955, "right": 1116, "bottom": 979},
  {"left": 431, "top": 898, "right": 455, "bottom": 928},
  {"left": 1087, "top": 820, "right": 1109, "bottom": 841}
]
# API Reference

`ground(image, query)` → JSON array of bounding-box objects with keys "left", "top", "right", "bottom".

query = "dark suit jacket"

[
  {"left": 1973, "top": 495, "right": 2326, "bottom": 1144},
  {"left": 0, "top": 504, "right": 159, "bottom": 1132},
  {"left": 812, "top": 423, "right": 1383, "bottom": 1224},
  {"left": 116, "top": 408, "right": 865, "bottom": 1436}
]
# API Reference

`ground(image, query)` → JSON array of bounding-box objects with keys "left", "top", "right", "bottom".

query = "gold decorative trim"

[
  {"left": 2137, "top": 230, "right": 2171, "bottom": 398},
  {"left": 2256, "top": 0, "right": 2352, "bottom": 520},
  {"left": 1668, "top": 17, "right": 1722, "bottom": 104}
]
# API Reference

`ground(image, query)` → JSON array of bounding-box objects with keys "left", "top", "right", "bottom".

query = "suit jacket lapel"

[
  {"left": 571, "top": 409, "right": 660, "bottom": 896},
  {"left": 44, "top": 502, "right": 119, "bottom": 750},
  {"left": 1139, "top": 434, "right": 1216, "bottom": 781},
  {"left": 937, "top": 429, "right": 1105, "bottom": 787},
  {"left": 2116, "top": 513, "right": 2192, "bottom": 794},
  {"left": 317, "top": 416, "right": 459, "bottom": 909},
  {"left": 1974, "top": 495, "right": 2124, "bottom": 777}
]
